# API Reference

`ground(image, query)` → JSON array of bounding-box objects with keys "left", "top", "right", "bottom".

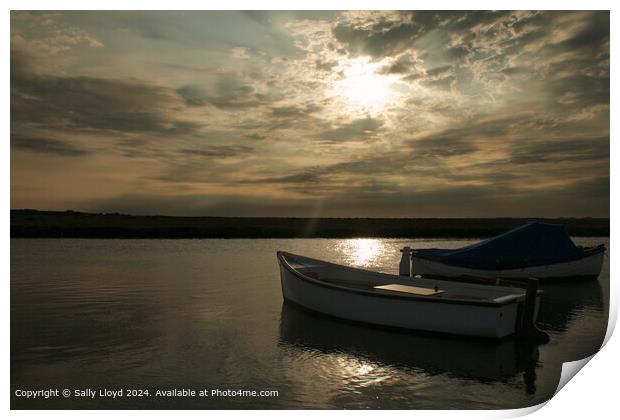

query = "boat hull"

[
  {"left": 412, "top": 250, "right": 604, "bottom": 282},
  {"left": 279, "top": 258, "right": 522, "bottom": 339}
]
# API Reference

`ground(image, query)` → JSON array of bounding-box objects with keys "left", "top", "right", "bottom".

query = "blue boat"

[{"left": 410, "top": 222, "right": 605, "bottom": 282}]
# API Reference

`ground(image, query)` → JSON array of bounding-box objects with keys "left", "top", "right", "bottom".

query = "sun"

[{"left": 333, "top": 57, "right": 398, "bottom": 113}]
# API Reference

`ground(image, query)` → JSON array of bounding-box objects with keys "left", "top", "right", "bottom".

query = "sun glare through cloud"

[{"left": 332, "top": 57, "right": 400, "bottom": 114}]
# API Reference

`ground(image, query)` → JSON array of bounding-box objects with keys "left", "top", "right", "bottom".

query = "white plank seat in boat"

[
  {"left": 492, "top": 293, "right": 526, "bottom": 304},
  {"left": 374, "top": 284, "right": 445, "bottom": 296}
]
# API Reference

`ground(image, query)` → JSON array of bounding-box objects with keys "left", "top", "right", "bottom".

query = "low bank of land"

[{"left": 10, "top": 210, "right": 609, "bottom": 239}]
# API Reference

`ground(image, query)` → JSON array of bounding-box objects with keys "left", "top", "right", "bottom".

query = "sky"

[{"left": 10, "top": 11, "right": 609, "bottom": 217}]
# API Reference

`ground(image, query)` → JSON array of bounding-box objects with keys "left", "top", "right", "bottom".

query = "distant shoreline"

[{"left": 10, "top": 209, "right": 609, "bottom": 239}]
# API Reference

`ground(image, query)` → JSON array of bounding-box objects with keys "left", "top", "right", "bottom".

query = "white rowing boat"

[{"left": 277, "top": 251, "right": 548, "bottom": 341}]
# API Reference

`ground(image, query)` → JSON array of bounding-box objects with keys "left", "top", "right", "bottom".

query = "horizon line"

[{"left": 10, "top": 209, "right": 610, "bottom": 220}]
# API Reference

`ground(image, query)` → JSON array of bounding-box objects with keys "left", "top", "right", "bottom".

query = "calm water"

[{"left": 11, "top": 237, "right": 609, "bottom": 409}]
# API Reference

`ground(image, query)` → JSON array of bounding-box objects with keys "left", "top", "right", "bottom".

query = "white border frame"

[{"left": 4, "top": 2, "right": 616, "bottom": 419}]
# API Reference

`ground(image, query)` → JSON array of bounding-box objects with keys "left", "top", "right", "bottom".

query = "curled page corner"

[
  {"left": 602, "top": 284, "right": 617, "bottom": 348},
  {"left": 554, "top": 355, "right": 595, "bottom": 396},
  {"left": 496, "top": 354, "right": 598, "bottom": 418},
  {"left": 495, "top": 401, "right": 549, "bottom": 419}
]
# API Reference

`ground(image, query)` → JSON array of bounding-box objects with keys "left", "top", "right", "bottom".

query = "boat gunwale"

[{"left": 277, "top": 251, "right": 521, "bottom": 307}]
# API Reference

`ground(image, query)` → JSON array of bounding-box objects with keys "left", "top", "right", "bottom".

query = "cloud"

[
  {"left": 378, "top": 52, "right": 420, "bottom": 75},
  {"left": 508, "top": 136, "right": 609, "bottom": 164},
  {"left": 11, "top": 136, "right": 89, "bottom": 157},
  {"left": 270, "top": 104, "right": 322, "bottom": 118},
  {"left": 11, "top": 12, "right": 104, "bottom": 53},
  {"left": 313, "top": 117, "right": 384, "bottom": 142},
  {"left": 248, "top": 107, "right": 609, "bottom": 208},
  {"left": 407, "top": 118, "right": 510, "bottom": 156},
  {"left": 549, "top": 74, "right": 609, "bottom": 111},
  {"left": 9, "top": 11, "right": 610, "bottom": 218},
  {"left": 12, "top": 70, "right": 200, "bottom": 136},
  {"left": 85, "top": 173, "right": 609, "bottom": 218},
  {"left": 176, "top": 85, "right": 210, "bottom": 107},
  {"left": 89, "top": 11, "right": 301, "bottom": 57},
  {"left": 231, "top": 46, "right": 251, "bottom": 59},
  {"left": 411, "top": 134, "right": 478, "bottom": 157},
  {"left": 331, "top": 12, "right": 434, "bottom": 59},
  {"left": 554, "top": 12, "right": 610, "bottom": 51},
  {"left": 315, "top": 59, "right": 338, "bottom": 72},
  {"left": 420, "top": 75, "right": 455, "bottom": 91},
  {"left": 251, "top": 172, "right": 324, "bottom": 185},
  {"left": 178, "top": 145, "right": 253, "bottom": 158},
  {"left": 425, "top": 65, "right": 453, "bottom": 78},
  {"left": 176, "top": 73, "right": 267, "bottom": 109}
]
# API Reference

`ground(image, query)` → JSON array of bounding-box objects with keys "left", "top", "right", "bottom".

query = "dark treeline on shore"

[{"left": 10, "top": 209, "right": 609, "bottom": 239}]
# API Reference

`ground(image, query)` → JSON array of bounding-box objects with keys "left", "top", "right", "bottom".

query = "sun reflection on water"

[
  {"left": 337, "top": 238, "right": 386, "bottom": 268},
  {"left": 326, "top": 354, "right": 393, "bottom": 390}
]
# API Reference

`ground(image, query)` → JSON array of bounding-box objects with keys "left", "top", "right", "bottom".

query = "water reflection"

[
  {"left": 279, "top": 302, "right": 540, "bottom": 394},
  {"left": 10, "top": 237, "right": 609, "bottom": 409},
  {"left": 336, "top": 239, "right": 387, "bottom": 267},
  {"left": 538, "top": 280, "right": 605, "bottom": 333}
]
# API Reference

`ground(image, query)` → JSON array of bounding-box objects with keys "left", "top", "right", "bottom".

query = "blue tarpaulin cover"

[{"left": 415, "top": 222, "right": 586, "bottom": 270}]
